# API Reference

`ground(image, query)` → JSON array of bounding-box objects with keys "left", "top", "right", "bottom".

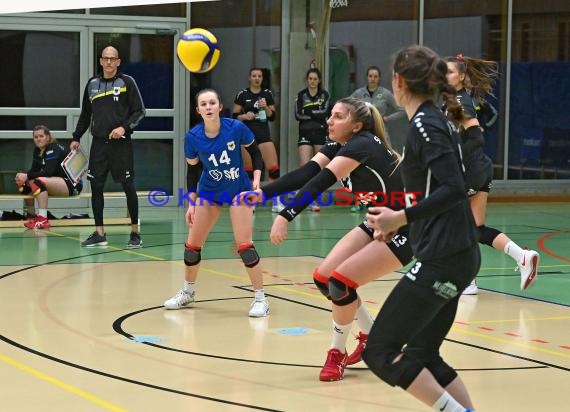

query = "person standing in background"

[
  {"left": 232, "top": 67, "right": 282, "bottom": 212},
  {"left": 71, "top": 45, "right": 145, "bottom": 248},
  {"left": 294, "top": 68, "right": 331, "bottom": 212}
]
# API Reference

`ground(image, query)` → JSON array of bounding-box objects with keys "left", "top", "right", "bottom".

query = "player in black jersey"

[
  {"left": 295, "top": 68, "right": 331, "bottom": 166},
  {"left": 294, "top": 68, "right": 331, "bottom": 212},
  {"left": 71, "top": 45, "right": 146, "bottom": 248},
  {"left": 232, "top": 68, "right": 282, "bottom": 211},
  {"left": 237, "top": 97, "right": 414, "bottom": 381},
  {"left": 15, "top": 125, "right": 83, "bottom": 229},
  {"left": 365, "top": 45, "right": 478, "bottom": 412},
  {"left": 446, "top": 54, "right": 539, "bottom": 294}
]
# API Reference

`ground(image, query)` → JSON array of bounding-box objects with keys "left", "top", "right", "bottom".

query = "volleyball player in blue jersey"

[{"left": 164, "top": 89, "right": 269, "bottom": 317}]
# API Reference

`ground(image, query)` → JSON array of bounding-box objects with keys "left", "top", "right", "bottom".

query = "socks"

[
  {"left": 330, "top": 320, "right": 352, "bottom": 351},
  {"left": 254, "top": 289, "right": 266, "bottom": 301},
  {"left": 183, "top": 281, "right": 195, "bottom": 294},
  {"left": 432, "top": 391, "right": 468, "bottom": 411},
  {"left": 432, "top": 391, "right": 469, "bottom": 412},
  {"left": 504, "top": 241, "right": 524, "bottom": 262},
  {"left": 355, "top": 301, "right": 374, "bottom": 334},
  {"left": 38, "top": 209, "right": 48, "bottom": 218}
]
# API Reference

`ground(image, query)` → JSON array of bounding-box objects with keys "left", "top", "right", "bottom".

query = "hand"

[
  {"left": 366, "top": 207, "right": 406, "bottom": 240},
  {"left": 270, "top": 215, "right": 289, "bottom": 245},
  {"left": 15, "top": 173, "right": 27, "bottom": 186},
  {"left": 186, "top": 205, "right": 196, "bottom": 226},
  {"left": 70, "top": 141, "right": 80, "bottom": 151},
  {"left": 234, "top": 189, "right": 262, "bottom": 206},
  {"left": 258, "top": 98, "right": 267, "bottom": 108},
  {"left": 108, "top": 126, "right": 126, "bottom": 139},
  {"left": 244, "top": 112, "right": 256, "bottom": 121}
]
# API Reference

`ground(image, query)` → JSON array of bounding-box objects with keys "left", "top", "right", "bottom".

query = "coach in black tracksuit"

[{"left": 71, "top": 45, "right": 146, "bottom": 248}]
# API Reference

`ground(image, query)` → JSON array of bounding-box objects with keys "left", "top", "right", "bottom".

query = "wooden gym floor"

[{"left": 0, "top": 202, "right": 569, "bottom": 411}]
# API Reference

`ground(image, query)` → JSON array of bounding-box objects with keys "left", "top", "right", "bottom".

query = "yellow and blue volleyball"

[{"left": 177, "top": 28, "right": 220, "bottom": 73}]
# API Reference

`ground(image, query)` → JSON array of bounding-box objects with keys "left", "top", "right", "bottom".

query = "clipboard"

[{"left": 61, "top": 148, "right": 88, "bottom": 186}]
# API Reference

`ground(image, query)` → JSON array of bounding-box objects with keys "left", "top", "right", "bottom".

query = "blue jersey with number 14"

[{"left": 185, "top": 118, "right": 255, "bottom": 204}]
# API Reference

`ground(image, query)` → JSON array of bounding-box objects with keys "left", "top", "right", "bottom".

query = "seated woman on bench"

[{"left": 15, "top": 125, "right": 83, "bottom": 229}]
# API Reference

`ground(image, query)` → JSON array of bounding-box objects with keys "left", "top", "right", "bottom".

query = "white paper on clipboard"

[{"left": 61, "top": 148, "right": 88, "bottom": 186}]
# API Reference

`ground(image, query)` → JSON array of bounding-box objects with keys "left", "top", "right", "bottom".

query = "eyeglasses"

[{"left": 100, "top": 56, "right": 119, "bottom": 62}]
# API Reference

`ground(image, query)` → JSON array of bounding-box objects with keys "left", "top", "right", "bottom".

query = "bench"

[{"left": 0, "top": 191, "right": 154, "bottom": 228}]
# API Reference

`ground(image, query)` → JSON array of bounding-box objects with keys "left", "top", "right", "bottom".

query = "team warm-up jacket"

[
  {"left": 72, "top": 72, "right": 146, "bottom": 141},
  {"left": 27, "top": 142, "right": 69, "bottom": 180},
  {"left": 294, "top": 88, "right": 330, "bottom": 137}
]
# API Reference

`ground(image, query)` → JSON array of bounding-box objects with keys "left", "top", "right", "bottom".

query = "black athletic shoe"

[
  {"left": 81, "top": 231, "right": 108, "bottom": 247},
  {"left": 127, "top": 232, "right": 142, "bottom": 248}
]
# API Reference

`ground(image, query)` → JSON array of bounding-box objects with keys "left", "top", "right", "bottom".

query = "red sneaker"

[
  {"left": 24, "top": 216, "right": 50, "bottom": 229},
  {"left": 346, "top": 332, "right": 368, "bottom": 365},
  {"left": 319, "top": 348, "right": 348, "bottom": 381},
  {"left": 25, "top": 213, "right": 37, "bottom": 220}
]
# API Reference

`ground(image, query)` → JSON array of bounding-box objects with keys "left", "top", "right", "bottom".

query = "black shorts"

[
  {"left": 359, "top": 221, "right": 414, "bottom": 266},
  {"left": 298, "top": 131, "right": 327, "bottom": 147},
  {"left": 254, "top": 134, "right": 273, "bottom": 145},
  {"left": 88, "top": 138, "right": 134, "bottom": 183},
  {"left": 64, "top": 177, "right": 83, "bottom": 196}
]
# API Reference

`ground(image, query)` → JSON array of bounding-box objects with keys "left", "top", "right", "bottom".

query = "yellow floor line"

[{"left": 0, "top": 353, "right": 127, "bottom": 412}]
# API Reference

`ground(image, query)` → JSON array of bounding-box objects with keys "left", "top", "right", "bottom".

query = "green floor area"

[{"left": 1, "top": 202, "right": 568, "bottom": 305}]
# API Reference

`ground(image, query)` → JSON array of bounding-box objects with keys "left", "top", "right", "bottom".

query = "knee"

[
  {"left": 89, "top": 177, "right": 105, "bottom": 192},
  {"left": 184, "top": 243, "right": 202, "bottom": 266},
  {"left": 312, "top": 269, "right": 331, "bottom": 299},
  {"left": 268, "top": 166, "right": 280, "bottom": 180},
  {"left": 425, "top": 357, "right": 458, "bottom": 388},
  {"left": 121, "top": 179, "right": 136, "bottom": 193},
  {"left": 362, "top": 349, "right": 423, "bottom": 389},
  {"left": 328, "top": 271, "right": 358, "bottom": 306},
  {"left": 238, "top": 242, "right": 260, "bottom": 268}
]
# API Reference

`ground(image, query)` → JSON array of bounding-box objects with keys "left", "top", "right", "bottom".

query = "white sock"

[
  {"left": 38, "top": 209, "right": 48, "bottom": 218},
  {"left": 330, "top": 321, "right": 352, "bottom": 352},
  {"left": 183, "top": 281, "right": 195, "bottom": 294},
  {"left": 355, "top": 301, "right": 374, "bottom": 334},
  {"left": 432, "top": 391, "right": 468, "bottom": 412},
  {"left": 254, "top": 289, "right": 266, "bottom": 301},
  {"left": 504, "top": 241, "right": 524, "bottom": 262}
]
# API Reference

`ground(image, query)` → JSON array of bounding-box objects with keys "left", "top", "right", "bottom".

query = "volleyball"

[{"left": 177, "top": 28, "right": 220, "bottom": 73}]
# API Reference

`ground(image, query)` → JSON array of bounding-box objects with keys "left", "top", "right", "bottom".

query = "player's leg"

[
  {"left": 319, "top": 228, "right": 410, "bottom": 380},
  {"left": 229, "top": 203, "right": 269, "bottom": 317},
  {"left": 82, "top": 141, "right": 109, "bottom": 246},
  {"left": 164, "top": 200, "right": 221, "bottom": 309},
  {"left": 23, "top": 177, "right": 70, "bottom": 229}
]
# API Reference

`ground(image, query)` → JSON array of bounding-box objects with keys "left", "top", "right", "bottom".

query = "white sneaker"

[
  {"left": 519, "top": 248, "right": 539, "bottom": 290},
  {"left": 164, "top": 290, "right": 195, "bottom": 310},
  {"left": 462, "top": 279, "right": 479, "bottom": 295},
  {"left": 248, "top": 298, "right": 270, "bottom": 317},
  {"left": 271, "top": 199, "right": 284, "bottom": 213}
]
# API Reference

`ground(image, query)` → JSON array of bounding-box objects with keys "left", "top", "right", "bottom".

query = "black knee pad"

[
  {"left": 268, "top": 167, "right": 280, "bottom": 179},
  {"left": 362, "top": 349, "right": 423, "bottom": 389},
  {"left": 313, "top": 269, "right": 331, "bottom": 300},
  {"left": 328, "top": 271, "right": 358, "bottom": 306},
  {"left": 425, "top": 357, "right": 458, "bottom": 388},
  {"left": 184, "top": 243, "right": 202, "bottom": 266},
  {"left": 478, "top": 225, "right": 501, "bottom": 247},
  {"left": 238, "top": 242, "right": 260, "bottom": 268}
]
